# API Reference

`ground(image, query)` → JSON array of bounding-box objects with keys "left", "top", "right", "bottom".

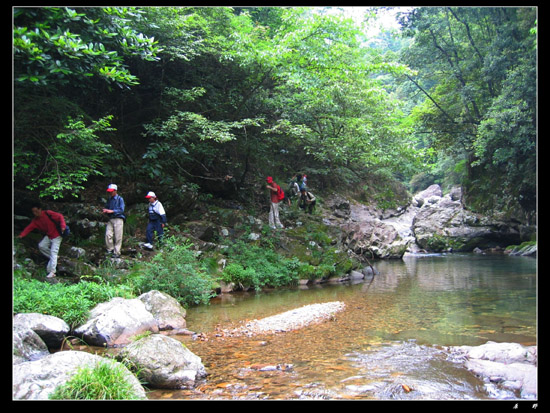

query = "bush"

[
  {"left": 136, "top": 236, "right": 216, "bottom": 306},
  {"left": 222, "top": 241, "right": 299, "bottom": 290}
]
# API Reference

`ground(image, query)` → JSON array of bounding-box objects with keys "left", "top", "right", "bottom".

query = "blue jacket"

[{"left": 105, "top": 194, "right": 126, "bottom": 220}]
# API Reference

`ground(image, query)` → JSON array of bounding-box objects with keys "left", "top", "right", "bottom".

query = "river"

[{"left": 147, "top": 253, "right": 536, "bottom": 400}]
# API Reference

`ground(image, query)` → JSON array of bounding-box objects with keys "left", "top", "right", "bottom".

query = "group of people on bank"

[
  {"left": 17, "top": 174, "right": 316, "bottom": 277},
  {"left": 17, "top": 184, "right": 166, "bottom": 278},
  {"left": 265, "top": 173, "right": 316, "bottom": 230}
]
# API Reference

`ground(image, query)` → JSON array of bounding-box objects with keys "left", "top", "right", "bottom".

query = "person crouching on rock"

[
  {"left": 143, "top": 191, "right": 167, "bottom": 250},
  {"left": 18, "top": 202, "right": 67, "bottom": 278}
]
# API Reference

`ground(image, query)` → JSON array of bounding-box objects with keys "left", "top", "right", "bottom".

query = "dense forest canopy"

[{"left": 13, "top": 6, "right": 537, "bottom": 221}]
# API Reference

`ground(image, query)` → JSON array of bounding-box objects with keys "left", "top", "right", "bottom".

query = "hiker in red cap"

[
  {"left": 266, "top": 176, "right": 284, "bottom": 229},
  {"left": 102, "top": 183, "right": 125, "bottom": 258}
]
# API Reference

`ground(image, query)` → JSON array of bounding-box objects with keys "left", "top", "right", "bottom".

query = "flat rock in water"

[{"left": 239, "top": 301, "right": 345, "bottom": 335}]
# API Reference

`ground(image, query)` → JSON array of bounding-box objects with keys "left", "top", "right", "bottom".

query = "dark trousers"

[
  {"left": 299, "top": 200, "right": 316, "bottom": 213},
  {"left": 146, "top": 220, "right": 164, "bottom": 244}
]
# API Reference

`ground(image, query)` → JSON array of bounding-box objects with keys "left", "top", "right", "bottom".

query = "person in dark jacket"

[
  {"left": 299, "top": 188, "right": 316, "bottom": 214},
  {"left": 102, "top": 183, "right": 125, "bottom": 258},
  {"left": 143, "top": 191, "right": 167, "bottom": 250},
  {"left": 18, "top": 202, "right": 67, "bottom": 278}
]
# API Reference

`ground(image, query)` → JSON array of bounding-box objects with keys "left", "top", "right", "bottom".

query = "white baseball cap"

[
  {"left": 145, "top": 191, "right": 157, "bottom": 198},
  {"left": 107, "top": 184, "right": 118, "bottom": 192}
]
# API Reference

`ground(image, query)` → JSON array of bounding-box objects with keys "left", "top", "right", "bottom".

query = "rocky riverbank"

[
  {"left": 448, "top": 341, "right": 537, "bottom": 399},
  {"left": 13, "top": 184, "right": 536, "bottom": 285},
  {"left": 13, "top": 290, "right": 205, "bottom": 399},
  {"left": 326, "top": 185, "right": 536, "bottom": 260}
]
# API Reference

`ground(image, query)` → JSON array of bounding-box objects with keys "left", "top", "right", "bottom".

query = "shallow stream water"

[{"left": 147, "top": 254, "right": 536, "bottom": 400}]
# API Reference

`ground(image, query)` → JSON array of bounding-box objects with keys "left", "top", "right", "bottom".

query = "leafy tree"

[
  {"left": 399, "top": 7, "right": 536, "bottom": 215},
  {"left": 13, "top": 7, "right": 160, "bottom": 87},
  {"left": 13, "top": 7, "right": 161, "bottom": 199}
]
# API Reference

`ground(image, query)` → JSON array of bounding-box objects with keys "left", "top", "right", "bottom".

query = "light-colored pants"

[
  {"left": 38, "top": 235, "right": 62, "bottom": 274},
  {"left": 105, "top": 218, "right": 124, "bottom": 255},
  {"left": 269, "top": 202, "right": 284, "bottom": 228}
]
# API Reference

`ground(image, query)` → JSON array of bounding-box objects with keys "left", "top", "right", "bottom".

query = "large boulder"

[
  {"left": 450, "top": 341, "right": 537, "bottom": 399},
  {"left": 13, "top": 324, "right": 50, "bottom": 365},
  {"left": 343, "top": 219, "right": 409, "bottom": 259},
  {"left": 412, "top": 184, "right": 443, "bottom": 207},
  {"left": 74, "top": 297, "right": 159, "bottom": 347},
  {"left": 13, "top": 351, "right": 147, "bottom": 400},
  {"left": 334, "top": 184, "right": 528, "bottom": 257},
  {"left": 118, "top": 334, "right": 207, "bottom": 389},
  {"left": 138, "top": 290, "right": 187, "bottom": 331},
  {"left": 412, "top": 187, "right": 521, "bottom": 251},
  {"left": 13, "top": 313, "right": 70, "bottom": 349}
]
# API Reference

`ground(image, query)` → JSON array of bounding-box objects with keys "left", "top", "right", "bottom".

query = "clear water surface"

[{"left": 148, "top": 254, "right": 536, "bottom": 400}]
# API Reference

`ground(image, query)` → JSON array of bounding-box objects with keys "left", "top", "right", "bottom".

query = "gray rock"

[
  {"left": 450, "top": 341, "right": 537, "bottom": 399},
  {"left": 74, "top": 297, "right": 159, "bottom": 347},
  {"left": 13, "top": 324, "right": 50, "bottom": 364},
  {"left": 13, "top": 313, "right": 70, "bottom": 349},
  {"left": 138, "top": 290, "right": 187, "bottom": 331},
  {"left": 118, "top": 334, "right": 206, "bottom": 389},
  {"left": 412, "top": 184, "right": 442, "bottom": 207},
  {"left": 13, "top": 350, "right": 146, "bottom": 400}
]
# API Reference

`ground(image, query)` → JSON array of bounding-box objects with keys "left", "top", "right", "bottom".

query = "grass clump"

[
  {"left": 13, "top": 274, "right": 135, "bottom": 328},
  {"left": 49, "top": 360, "right": 143, "bottom": 400}
]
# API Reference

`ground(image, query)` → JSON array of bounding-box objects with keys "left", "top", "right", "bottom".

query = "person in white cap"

[
  {"left": 143, "top": 191, "right": 167, "bottom": 250},
  {"left": 102, "top": 183, "right": 125, "bottom": 258}
]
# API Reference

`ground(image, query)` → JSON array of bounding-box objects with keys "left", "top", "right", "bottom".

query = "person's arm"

[
  {"left": 155, "top": 202, "right": 167, "bottom": 225},
  {"left": 18, "top": 221, "right": 37, "bottom": 238}
]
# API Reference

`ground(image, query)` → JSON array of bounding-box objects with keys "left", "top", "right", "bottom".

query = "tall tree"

[
  {"left": 13, "top": 7, "right": 161, "bottom": 199},
  {"left": 400, "top": 7, "right": 536, "bottom": 216}
]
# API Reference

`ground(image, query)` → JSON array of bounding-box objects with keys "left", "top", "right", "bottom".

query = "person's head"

[
  {"left": 30, "top": 201, "right": 42, "bottom": 218},
  {"left": 301, "top": 188, "right": 307, "bottom": 194},
  {"left": 106, "top": 183, "right": 118, "bottom": 197},
  {"left": 266, "top": 176, "right": 273, "bottom": 184},
  {"left": 145, "top": 191, "right": 157, "bottom": 203}
]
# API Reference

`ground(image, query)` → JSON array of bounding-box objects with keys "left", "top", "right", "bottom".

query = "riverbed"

[{"left": 148, "top": 253, "right": 536, "bottom": 400}]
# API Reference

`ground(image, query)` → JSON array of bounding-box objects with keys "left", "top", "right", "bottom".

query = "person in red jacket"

[
  {"left": 266, "top": 176, "right": 284, "bottom": 229},
  {"left": 18, "top": 202, "right": 66, "bottom": 278}
]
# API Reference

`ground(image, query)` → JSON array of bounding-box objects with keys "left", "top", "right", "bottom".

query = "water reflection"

[{"left": 149, "top": 254, "right": 536, "bottom": 400}]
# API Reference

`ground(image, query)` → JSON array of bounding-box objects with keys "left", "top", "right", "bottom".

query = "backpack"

[
  {"left": 45, "top": 211, "right": 70, "bottom": 238},
  {"left": 277, "top": 185, "right": 285, "bottom": 201}
]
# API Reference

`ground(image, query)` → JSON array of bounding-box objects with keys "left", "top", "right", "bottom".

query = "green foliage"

[
  {"left": 13, "top": 6, "right": 536, "bottom": 219},
  {"left": 14, "top": 115, "right": 114, "bottom": 199},
  {"left": 136, "top": 236, "right": 216, "bottom": 306},
  {"left": 49, "top": 360, "right": 143, "bottom": 400},
  {"left": 13, "top": 7, "right": 160, "bottom": 87},
  {"left": 13, "top": 274, "right": 135, "bottom": 328},
  {"left": 400, "top": 7, "right": 536, "bottom": 213},
  {"left": 222, "top": 240, "right": 299, "bottom": 290}
]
